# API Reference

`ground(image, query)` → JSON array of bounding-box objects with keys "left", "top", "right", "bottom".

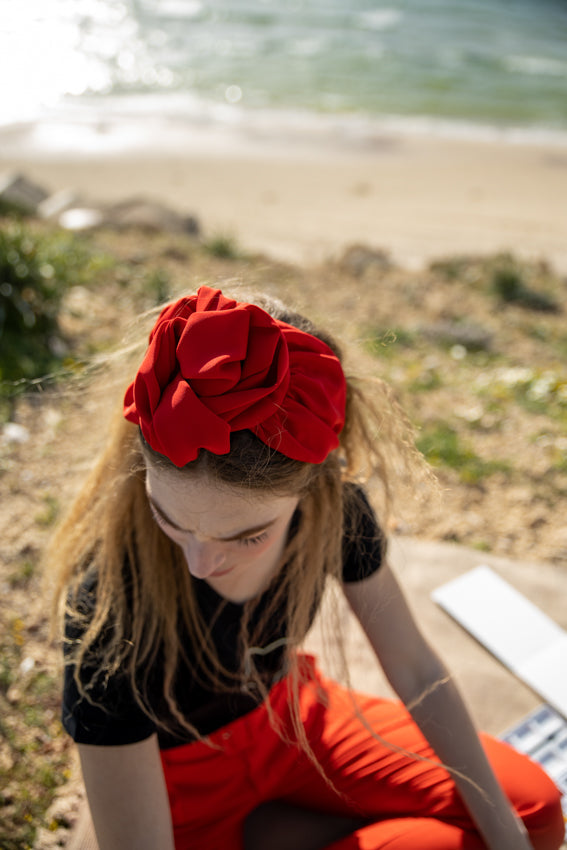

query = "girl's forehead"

[{"left": 145, "top": 464, "right": 298, "bottom": 536}]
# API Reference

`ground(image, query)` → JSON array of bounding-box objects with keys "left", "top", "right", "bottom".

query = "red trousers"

[{"left": 160, "top": 657, "right": 564, "bottom": 850}]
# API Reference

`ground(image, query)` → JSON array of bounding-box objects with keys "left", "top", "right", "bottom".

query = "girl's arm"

[
  {"left": 343, "top": 562, "right": 534, "bottom": 850},
  {"left": 78, "top": 734, "right": 175, "bottom": 850}
]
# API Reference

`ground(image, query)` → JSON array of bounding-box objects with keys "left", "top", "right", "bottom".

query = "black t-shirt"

[{"left": 62, "top": 487, "right": 384, "bottom": 749}]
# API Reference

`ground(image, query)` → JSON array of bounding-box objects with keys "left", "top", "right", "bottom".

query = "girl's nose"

[{"left": 182, "top": 537, "right": 226, "bottom": 578}]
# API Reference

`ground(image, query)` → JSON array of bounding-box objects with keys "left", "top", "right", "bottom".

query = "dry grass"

[{"left": 0, "top": 222, "right": 565, "bottom": 847}]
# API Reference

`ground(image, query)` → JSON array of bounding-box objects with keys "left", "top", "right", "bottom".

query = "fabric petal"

[{"left": 123, "top": 287, "right": 346, "bottom": 467}]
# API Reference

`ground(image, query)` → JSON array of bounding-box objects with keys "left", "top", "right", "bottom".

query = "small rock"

[
  {"left": 2, "top": 422, "right": 30, "bottom": 444},
  {"left": 59, "top": 207, "right": 104, "bottom": 231},
  {"left": 450, "top": 344, "right": 467, "bottom": 360},
  {"left": 161, "top": 245, "right": 190, "bottom": 262},
  {"left": 19, "top": 656, "right": 35, "bottom": 675},
  {"left": 338, "top": 244, "right": 393, "bottom": 277},
  {"left": 0, "top": 745, "right": 14, "bottom": 772},
  {"left": 7, "top": 685, "right": 22, "bottom": 703},
  {"left": 420, "top": 320, "right": 493, "bottom": 351},
  {"left": 64, "top": 285, "right": 91, "bottom": 314},
  {"left": 43, "top": 407, "right": 63, "bottom": 431},
  {"left": 104, "top": 196, "right": 200, "bottom": 235},
  {"left": 0, "top": 172, "right": 49, "bottom": 215}
]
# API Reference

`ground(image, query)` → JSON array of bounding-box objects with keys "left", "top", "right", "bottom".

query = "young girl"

[{"left": 51, "top": 286, "right": 564, "bottom": 850}]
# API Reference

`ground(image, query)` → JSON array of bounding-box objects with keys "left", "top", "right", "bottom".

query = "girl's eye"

[
  {"left": 239, "top": 531, "right": 268, "bottom": 547},
  {"left": 150, "top": 505, "right": 269, "bottom": 548}
]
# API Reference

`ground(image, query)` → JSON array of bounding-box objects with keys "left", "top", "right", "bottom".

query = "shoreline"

[
  {"left": 4, "top": 97, "right": 567, "bottom": 158},
  {"left": 2, "top": 119, "right": 567, "bottom": 272}
]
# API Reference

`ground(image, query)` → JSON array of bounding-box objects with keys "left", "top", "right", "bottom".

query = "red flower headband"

[{"left": 123, "top": 287, "right": 346, "bottom": 467}]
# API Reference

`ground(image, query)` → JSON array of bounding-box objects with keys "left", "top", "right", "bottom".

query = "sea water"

[{"left": 2, "top": 0, "right": 567, "bottom": 153}]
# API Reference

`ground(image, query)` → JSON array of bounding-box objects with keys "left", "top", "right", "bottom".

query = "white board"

[{"left": 431, "top": 565, "right": 567, "bottom": 719}]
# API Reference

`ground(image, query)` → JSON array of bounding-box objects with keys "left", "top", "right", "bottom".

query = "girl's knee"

[
  {"left": 481, "top": 735, "right": 564, "bottom": 849},
  {"left": 524, "top": 781, "right": 565, "bottom": 850},
  {"left": 514, "top": 758, "right": 565, "bottom": 850}
]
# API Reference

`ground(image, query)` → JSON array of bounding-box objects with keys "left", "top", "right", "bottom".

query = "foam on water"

[{"left": 2, "top": 0, "right": 567, "bottom": 155}]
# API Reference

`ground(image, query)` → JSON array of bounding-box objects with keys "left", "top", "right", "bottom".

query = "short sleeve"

[
  {"left": 61, "top": 572, "right": 155, "bottom": 746},
  {"left": 341, "top": 485, "right": 386, "bottom": 583}
]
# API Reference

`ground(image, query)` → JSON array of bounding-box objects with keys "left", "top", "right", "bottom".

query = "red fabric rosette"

[{"left": 123, "top": 287, "right": 346, "bottom": 467}]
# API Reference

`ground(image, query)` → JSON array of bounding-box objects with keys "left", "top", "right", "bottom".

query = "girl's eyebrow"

[{"left": 147, "top": 496, "right": 277, "bottom": 541}]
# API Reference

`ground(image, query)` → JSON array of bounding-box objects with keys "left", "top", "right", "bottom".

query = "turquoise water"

[{"left": 2, "top": 0, "right": 567, "bottom": 139}]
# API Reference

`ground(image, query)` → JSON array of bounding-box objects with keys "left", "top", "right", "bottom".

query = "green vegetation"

[
  {"left": 430, "top": 253, "right": 561, "bottom": 313},
  {"left": 475, "top": 366, "right": 567, "bottom": 425},
  {"left": 416, "top": 421, "right": 510, "bottom": 484},
  {"left": 365, "top": 327, "right": 416, "bottom": 357},
  {"left": 1, "top": 225, "right": 566, "bottom": 845},
  {"left": 0, "top": 622, "right": 70, "bottom": 850},
  {"left": 0, "top": 221, "right": 109, "bottom": 414},
  {"left": 8, "top": 557, "right": 36, "bottom": 589},
  {"left": 34, "top": 493, "right": 60, "bottom": 527},
  {"left": 490, "top": 256, "right": 559, "bottom": 312},
  {"left": 429, "top": 256, "right": 480, "bottom": 282},
  {"left": 201, "top": 231, "right": 241, "bottom": 259},
  {"left": 142, "top": 267, "right": 171, "bottom": 305},
  {"left": 0, "top": 197, "right": 32, "bottom": 218}
]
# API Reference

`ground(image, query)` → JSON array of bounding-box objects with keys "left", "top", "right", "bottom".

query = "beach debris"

[
  {"left": 59, "top": 207, "right": 105, "bottom": 231},
  {"left": 19, "top": 656, "right": 35, "bottom": 676},
  {"left": 103, "top": 196, "right": 200, "bottom": 235},
  {"left": 38, "top": 188, "right": 82, "bottom": 221},
  {"left": 57, "top": 196, "right": 201, "bottom": 235},
  {"left": 0, "top": 172, "right": 202, "bottom": 238},
  {"left": 2, "top": 423, "right": 30, "bottom": 444},
  {"left": 0, "top": 172, "right": 49, "bottom": 215},
  {"left": 338, "top": 243, "right": 393, "bottom": 277}
]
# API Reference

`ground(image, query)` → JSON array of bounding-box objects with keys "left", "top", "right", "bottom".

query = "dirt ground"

[{"left": 1, "top": 225, "right": 566, "bottom": 847}]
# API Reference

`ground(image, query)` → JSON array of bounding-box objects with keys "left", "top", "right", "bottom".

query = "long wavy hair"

[{"left": 49, "top": 291, "right": 427, "bottom": 758}]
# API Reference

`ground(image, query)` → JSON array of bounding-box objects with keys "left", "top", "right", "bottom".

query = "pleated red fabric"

[
  {"left": 124, "top": 287, "right": 346, "bottom": 466},
  {"left": 160, "top": 657, "right": 564, "bottom": 850}
]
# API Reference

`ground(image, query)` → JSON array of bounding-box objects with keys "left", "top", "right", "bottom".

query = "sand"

[
  {"left": 5, "top": 125, "right": 566, "bottom": 846},
  {"left": 1, "top": 126, "right": 567, "bottom": 272}
]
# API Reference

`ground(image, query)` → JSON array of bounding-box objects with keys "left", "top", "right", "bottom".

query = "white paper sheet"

[{"left": 432, "top": 565, "right": 567, "bottom": 718}]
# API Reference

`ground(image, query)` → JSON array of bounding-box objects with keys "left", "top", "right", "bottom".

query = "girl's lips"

[{"left": 210, "top": 564, "right": 235, "bottom": 578}]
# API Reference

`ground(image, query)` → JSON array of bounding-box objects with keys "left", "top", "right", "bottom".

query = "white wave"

[
  {"left": 288, "top": 37, "right": 326, "bottom": 58},
  {"left": 505, "top": 55, "right": 567, "bottom": 77},
  {"left": 4, "top": 96, "right": 567, "bottom": 162},
  {"left": 356, "top": 9, "right": 402, "bottom": 31},
  {"left": 143, "top": 0, "right": 204, "bottom": 19}
]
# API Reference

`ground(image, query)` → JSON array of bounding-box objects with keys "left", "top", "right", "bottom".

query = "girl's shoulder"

[{"left": 341, "top": 483, "right": 387, "bottom": 583}]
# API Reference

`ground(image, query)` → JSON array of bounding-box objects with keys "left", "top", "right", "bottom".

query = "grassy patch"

[
  {"left": 428, "top": 256, "right": 481, "bottom": 283},
  {"left": 142, "top": 267, "right": 171, "bottom": 305},
  {"left": 490, "top": 257, "right": 560, "bottom": 313},
  {"left": 34, "top": 494, "right": 60, "bottom": 527},
  {"left": 365, "top": 327, "right": 417, "bottom": 358},
  {"left": 416, "top": 421, "right": 510, "bottom": 484},
  {"left": 201, "top": 232, "right": 241, "bottom": 260},
  {"left": 0, "top": 625, "right": 70, "bottom": 849},
  {"left": 475, "top": 367, "right": 567, "bottom": 425},
  {"left": 8, "top": 558, "right": 36, "bottom": 589},
  {"left": 407, "top": 363, "right": 443, "bottom": 393},
  {"left": 0, "top": 221, "right": 112, "bottom": 415}
]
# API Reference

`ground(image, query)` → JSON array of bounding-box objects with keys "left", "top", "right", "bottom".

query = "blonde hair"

[{"left": 49, "top": 292, "right": 425, "bottom": 758}]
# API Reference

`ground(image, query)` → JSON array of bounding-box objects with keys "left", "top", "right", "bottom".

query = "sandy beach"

[{"left": 2, "top": 125, "right": 567, "bottom": 272}]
